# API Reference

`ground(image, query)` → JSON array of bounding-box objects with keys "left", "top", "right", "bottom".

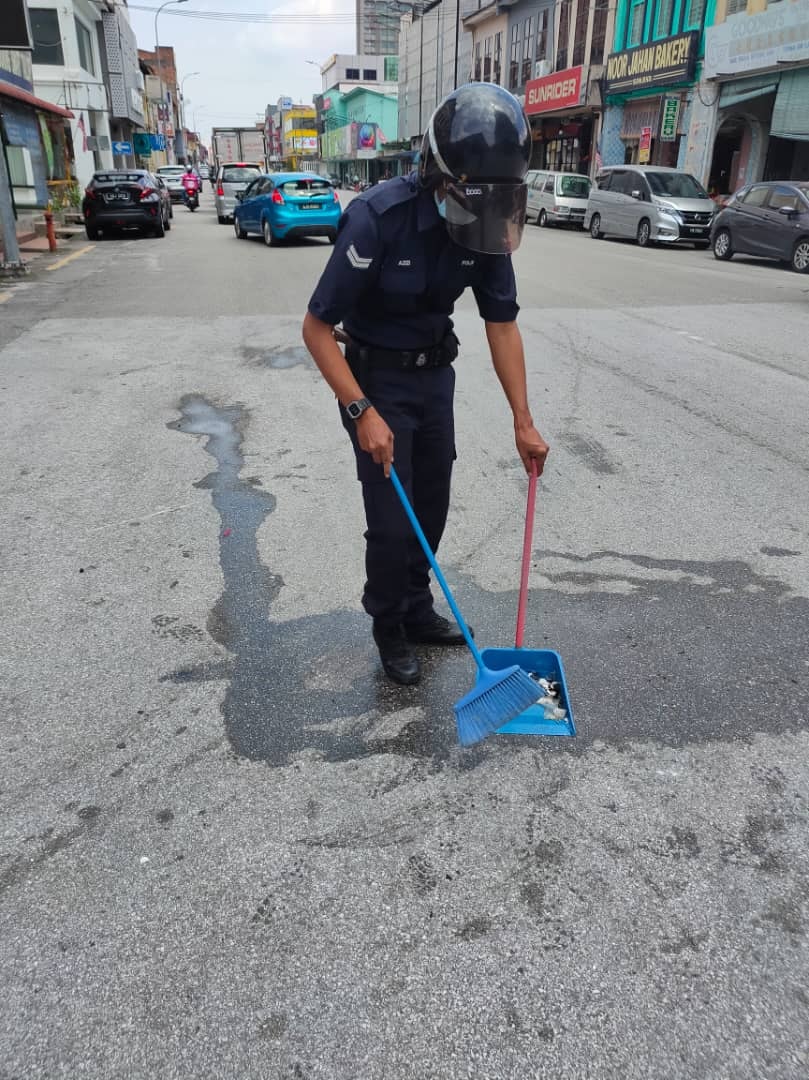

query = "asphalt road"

[{"left": 1, "top": 191, "right": 808, "bottom": 1079}]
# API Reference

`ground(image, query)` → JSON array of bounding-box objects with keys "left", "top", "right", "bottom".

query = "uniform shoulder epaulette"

[{"left": 362, "top": 176, "right": 419, "bottom": 216}]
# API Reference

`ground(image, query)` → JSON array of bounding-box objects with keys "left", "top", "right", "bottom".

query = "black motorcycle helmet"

[{"left": 419, "top": 82, "right": 532, "bottom": 254}]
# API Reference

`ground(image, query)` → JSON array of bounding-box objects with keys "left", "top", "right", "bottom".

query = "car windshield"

[
  {"left": 222, "top": 166, "right": 261, "bottom": 183},
  {"left": 558, "top": 175, "right": 590, "bottom": 198},
  {"left": 646, "top": 172, "right": 708, "bottom": 198},
  {"left": 93, "top": 173, "right": 143, "bottom": 184},
  {"left": 278, "top": 179, "right": 332, "bottom": 195}
]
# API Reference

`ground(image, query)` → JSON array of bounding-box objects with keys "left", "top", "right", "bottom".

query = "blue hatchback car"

[{"left": 233, "top": 172, "right": 341, "bottom": 246}]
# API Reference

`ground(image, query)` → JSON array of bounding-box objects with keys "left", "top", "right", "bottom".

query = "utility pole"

[{"left": 0, "top": 133, "right": 24, "bottom": 270}]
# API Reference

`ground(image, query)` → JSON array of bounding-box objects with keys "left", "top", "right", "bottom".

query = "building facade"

[
  {"left": 600, "top": 0, "right": 715, "bottom": 173},
  {"left": 30, "top": 0, "right": 114, "bottom": 187},
  {"left": 687, "top": 0, "right": 809, "bottom": 194},
  {"left": 357, "top": 0, "right": 407, "bottom": 56},
  {"left": 1, "top": 0, "right": 74, "bottom": 224},
  {"left": 98, "top": 4, "right": 145, "bottom": 171},
  {"left": 138, "top": 46, "right": 181, "bottom": 167}
]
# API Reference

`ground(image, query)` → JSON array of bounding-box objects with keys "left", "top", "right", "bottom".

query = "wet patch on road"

[{"left": 168, "top": 396, "right": 809, "bottom": 765}]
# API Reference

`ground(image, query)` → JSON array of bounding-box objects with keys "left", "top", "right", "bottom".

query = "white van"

[
  {"left": 584, "top": 165, "right": 715, "bottom": 248},
  {"left": 526, "top": 170, "right": 591, "bottom": 228}
]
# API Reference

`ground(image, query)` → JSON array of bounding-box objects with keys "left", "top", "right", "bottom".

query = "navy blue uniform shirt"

[{"left": 307, "top": 174, "right": 519, "bottom": 350}]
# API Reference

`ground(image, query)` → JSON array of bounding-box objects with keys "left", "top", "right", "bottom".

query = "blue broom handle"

[{"left": 389, "top": 465, "right": 484, "bottom": 670}]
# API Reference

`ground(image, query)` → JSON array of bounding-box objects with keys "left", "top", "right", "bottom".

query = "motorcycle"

[{"left": 182, "top": 178, "right": 200, "bottom": 211}]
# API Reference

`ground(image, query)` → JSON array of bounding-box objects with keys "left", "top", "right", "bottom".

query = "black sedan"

[
  {"left": 82, "top": 170, "right": 173, "bottom": 240},
  {"left": 711, "top": 180, "right": 809, "bottom": 273}
]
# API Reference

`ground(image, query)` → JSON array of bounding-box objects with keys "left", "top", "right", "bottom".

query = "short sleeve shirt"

[{"left": 307, "top": 175, "right": 519, "bottom": 350}]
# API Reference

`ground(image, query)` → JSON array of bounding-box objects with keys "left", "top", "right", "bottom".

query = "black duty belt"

[{"left": 345, "top": 335, "right": 459, "bottom": 372}]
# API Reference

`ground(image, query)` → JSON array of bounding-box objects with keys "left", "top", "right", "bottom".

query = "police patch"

[{"left": 346, "top": 243, "right": 372, "bottom": 270}]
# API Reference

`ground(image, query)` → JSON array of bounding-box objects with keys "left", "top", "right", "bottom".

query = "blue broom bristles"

[{"left": 454, "top": 664, "right": 541, "bottom": 747}]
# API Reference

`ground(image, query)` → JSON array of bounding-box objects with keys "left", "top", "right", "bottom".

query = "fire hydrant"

[{"left": 43, "top": 209, "right": 58, "bottom": 253}]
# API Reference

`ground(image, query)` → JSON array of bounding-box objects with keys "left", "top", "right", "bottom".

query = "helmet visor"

[{"left": 443, "top": 181, "right": 528, "bottom": 254}]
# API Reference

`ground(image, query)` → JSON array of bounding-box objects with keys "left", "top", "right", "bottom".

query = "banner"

[
  {"left": 524, "top": 67, "right": 584, "bottom": 115},
  {"left": 605, "top": 32, "right": 698, "bottom": 94}
]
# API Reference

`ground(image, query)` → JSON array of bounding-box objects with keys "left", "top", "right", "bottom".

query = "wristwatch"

[{"left": 345, "top": 397, "right": 373, "bottom": 421}]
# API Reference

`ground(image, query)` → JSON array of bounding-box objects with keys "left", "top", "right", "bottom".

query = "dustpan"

[{"left": 480, "top": 459, "right": 575, "bottom": 738}]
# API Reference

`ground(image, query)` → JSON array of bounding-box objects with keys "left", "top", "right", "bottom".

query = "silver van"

[
  {"left": 214, "top": 162, "right": 263, "bottom": 224},
  {"left": 584, "top": 165, "right": 715, "bottom": 248},
  {"left": 526, "top": 170, "right": 591, "bottom": 228}
]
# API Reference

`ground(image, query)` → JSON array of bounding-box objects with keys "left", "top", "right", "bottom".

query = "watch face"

[{"left": 347, "top": 399, "right": 368, "bottom": 419}]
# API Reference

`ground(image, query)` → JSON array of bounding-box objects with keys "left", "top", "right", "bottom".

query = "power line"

[{"left": 128, "top": 4, "right": 356, "bottom": 22}]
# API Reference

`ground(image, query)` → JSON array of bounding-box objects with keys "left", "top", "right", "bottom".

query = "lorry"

[{"left": 210, "top": 127, "right": 268, "bottom": 174}]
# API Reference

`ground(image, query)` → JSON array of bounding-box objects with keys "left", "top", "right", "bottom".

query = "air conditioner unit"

[{"left": 534, "top": 60, "right": 551, "bottom": 79}]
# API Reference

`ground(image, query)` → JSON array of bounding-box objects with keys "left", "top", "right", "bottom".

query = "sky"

[{"left": 126, "top": 0, "right": 358, "bottom": 138}]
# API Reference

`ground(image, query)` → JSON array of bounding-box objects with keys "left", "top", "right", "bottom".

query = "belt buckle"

[{"left": 415, "top": 351, "right": 428, "bottom": 368}]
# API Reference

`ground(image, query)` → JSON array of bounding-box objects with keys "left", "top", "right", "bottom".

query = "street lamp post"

[
  {"left": 154, "top": 0, "right": 189, "bottom": 165},
  {"left": 178, "top": 72, "right": 199, "bottom": 161}
]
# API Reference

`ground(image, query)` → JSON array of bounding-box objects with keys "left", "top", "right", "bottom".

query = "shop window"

[
  {"left": 556, "top": 0, "right": 571, "bottom": 71},
  {"left": 384, "top": 57, "right": 398, "bottom": 81},
  {"left": 727, "top": 0, "right": 747, "bottom": 12},
  {"left": 628, "top": 0, "right": 647, "bottom": 47},
  {"left": 494, "top": 32, "right": 502, "bottom": 85},
  {"left": 522, "top": 17, "right": 534, "bottom": 84},
  {"left": 509, "top": 22, "right": 520, "bottom": 91},
  {"left": 572, "top": 1, "right": 589, "bottom": 66},
  {"left": 590, "top": 3, "right": 608, "bottom": 64},
  {"left": 536, "top": 10, "right": 549, "bottom": 63},
  {"left": 483, "top": 37, "right": 492, "bottom": 82},
  {"left": 684, "top": 0, "right": 707, "bottom": 30},
  {"left": 654, "top": 0, "right": 675, "bottom": 38},
  {"left": 75, "top": 18, "right": 95, "bottom": 75},
  {"left": 474, "top": 42, "right": 482, "bottom": 81},
  {"left": 30, "top": 7, "right": 63, "bottom": 65}
]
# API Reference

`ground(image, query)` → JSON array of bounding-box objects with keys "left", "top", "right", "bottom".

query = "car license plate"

[
  {"left": 104, "top": 192, "right": 130, "bottom": 203},
  {"left": 300, "top": 202, "right": 320, "bottom": 210},
  {"left": 687, "top": 227, "right": 705, "bottom": 236}
]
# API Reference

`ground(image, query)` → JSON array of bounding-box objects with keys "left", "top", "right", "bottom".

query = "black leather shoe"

[
  {"left": 403, "top": 612, "right": 471, "bottom": 647},
  {"left": 372, "top": 622, "right": 421, "bottom": 685}
]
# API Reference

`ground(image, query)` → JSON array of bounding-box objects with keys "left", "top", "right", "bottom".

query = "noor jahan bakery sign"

[{"left": 605, "top": 31, "right": 698, "bottom": 94}]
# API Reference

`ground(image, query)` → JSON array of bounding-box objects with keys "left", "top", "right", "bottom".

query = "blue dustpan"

[{"left": 483, "top": 460, "right": 575, "bottom": 738}]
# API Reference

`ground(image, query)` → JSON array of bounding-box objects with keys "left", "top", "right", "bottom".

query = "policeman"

[{"left": 302, "top": 82, "right": 549, "bottom": 686}]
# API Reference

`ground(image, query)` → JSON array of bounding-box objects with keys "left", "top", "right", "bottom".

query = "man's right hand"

[{"left": 356, "top": 408, "right": 394, "bottom": 477}]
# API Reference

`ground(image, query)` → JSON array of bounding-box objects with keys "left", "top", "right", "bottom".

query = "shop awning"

[
  {"left": 771, "top": 68, "right": 809, "bottom": 140},
  {"left": 719, "top": 76, "right": 779, "bottom": 110},
  {"left": 0, "top": 79, "right": 74, "bottom": 119}
]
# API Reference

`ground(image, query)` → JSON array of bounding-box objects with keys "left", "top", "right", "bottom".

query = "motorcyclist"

[{"left": 181, "top": 166, "right": 200, "bottom": 204}]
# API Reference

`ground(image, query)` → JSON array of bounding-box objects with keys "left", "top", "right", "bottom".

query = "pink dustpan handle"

[{"left": 515, "top": 458, "right": 538, "bottom": 649}]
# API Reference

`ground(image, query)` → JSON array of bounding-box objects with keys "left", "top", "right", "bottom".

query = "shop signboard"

[
  {"left": 605, "top": 31, "right": 698, "bottom": 94},
  {"left": 639, "top": 126, "right": 652, "bottom": 163},
  {"left": 660, "top": 96, "right": 680, "bottom": 141},
  {"left": 705, "top": 0, "right": 809, "bottom": 78},
  {"left": 133, "top": 132, "right": 151, "bottom": 155},
  {"left": 524, "top": 67, "right": 584, "bottom": 115}
]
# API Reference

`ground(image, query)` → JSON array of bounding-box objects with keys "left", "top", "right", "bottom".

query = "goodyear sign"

[{"left": 605, "top": 31, "right": 698, "bottom": 94}]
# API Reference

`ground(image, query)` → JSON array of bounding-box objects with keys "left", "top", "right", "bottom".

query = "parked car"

[
  {"left": 233, "top": 172, "right": 341, "bottom": 246},
  {"left": 82, "top": 169, "right": 172, "bottom": 239},
  {"left": 526, "top": 170, "right": 591, "bottom": 228},
  {"left": 584, "top": 165, "right": 715, "bottom": 248},
  {"left": 711, "top": 181, "right": 809, "bottom": 273},
  {"left": 214, "top": 162, "right": 263, "bottom": 223},
  {"left": 155, "top": 165, "right": 187, "bottom": 203}
]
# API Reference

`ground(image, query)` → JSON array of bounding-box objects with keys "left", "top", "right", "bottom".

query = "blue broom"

[{"left": 389, "top": 466, "right": 540, "bottom": 746}]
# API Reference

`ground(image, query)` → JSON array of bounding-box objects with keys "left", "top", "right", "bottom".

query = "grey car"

[
  {"left": 711, "top": 181, "right": 809, "bottom": 273},
  {"left": 584, "top": 165, "right": 715, "bottom": 248},
  {"left": 214, "top": 163, "right": 263, "bottom": 224}
]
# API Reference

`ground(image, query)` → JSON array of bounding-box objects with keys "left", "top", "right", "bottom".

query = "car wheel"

[
  {"left": 263, "top": 218, "right": 279, "bottom": 247},
  {"left": 791, "top": 237, "right": 809, "bottom": 273},
  {"left": 217, "top": 214, "right": 227, "bottom": 225},
  {"left": 85, "top": 224, "right": 99, "bottom": 241},
  {"left": 328, "top": 230, "right": 337, "bottom": 244},
  {"left": 153, "top": 216, "right": 165, "bottom": 238},
  {"left": 164, "top": 210, "right": 171, "bottom": 232},
  {"left": 234, "top": 217, "right": 248, "bottom": 239},
  {"left": 589, "top": 214, "right": 603, "bottom": 239},
  {"left": 538, "top": 209, "right": 548, "bottom": 228},
  {"left": 637, "top": 219, "right": 652, "bottom": 247},
  {"left": 713, "top": 228, "right": 733, "bottom": 261},
  {"left": 169, "top": 205, "right": 174, "bottom": 219}
]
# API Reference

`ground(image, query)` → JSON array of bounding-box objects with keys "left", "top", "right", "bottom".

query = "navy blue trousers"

[{"left": 341, "top": 365, "right": 456, "bottom": 628}]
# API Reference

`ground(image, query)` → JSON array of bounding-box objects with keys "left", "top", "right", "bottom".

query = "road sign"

[
  {"left": 112, "top": 141, "right": 132, "bottom": 155},
  {"left": 660, "top": 97, "right": 680, "bottom": 142},
  {"left": 149, "top": 133, "right": 167, "bottom": 151},
  {"left": 133, "top": 132, "right": 151, "bottom": 156}
]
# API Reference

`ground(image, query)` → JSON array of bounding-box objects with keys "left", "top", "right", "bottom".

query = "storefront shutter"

[
  {"left": 719, "top": 74, "right": 780, "bottom": 110},
  {"left": 620, "top": 100, "right": 660, "bottom": 139},
  {"left": 771, "top": 68, "right": 809, "bottom": 140}
]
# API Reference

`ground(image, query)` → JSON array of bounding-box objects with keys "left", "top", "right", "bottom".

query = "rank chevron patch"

[{"left": 346, "top": 243, "right": 373, "bottom": 270}]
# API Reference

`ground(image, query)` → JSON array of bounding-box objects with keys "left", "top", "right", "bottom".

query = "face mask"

[{"left": 434, "top": 191, "right": 447, "bottom": 220}]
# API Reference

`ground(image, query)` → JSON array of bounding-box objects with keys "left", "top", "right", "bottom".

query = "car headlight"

[{"left": 656, "top": 200, "right": 683, "bottom": 221}]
